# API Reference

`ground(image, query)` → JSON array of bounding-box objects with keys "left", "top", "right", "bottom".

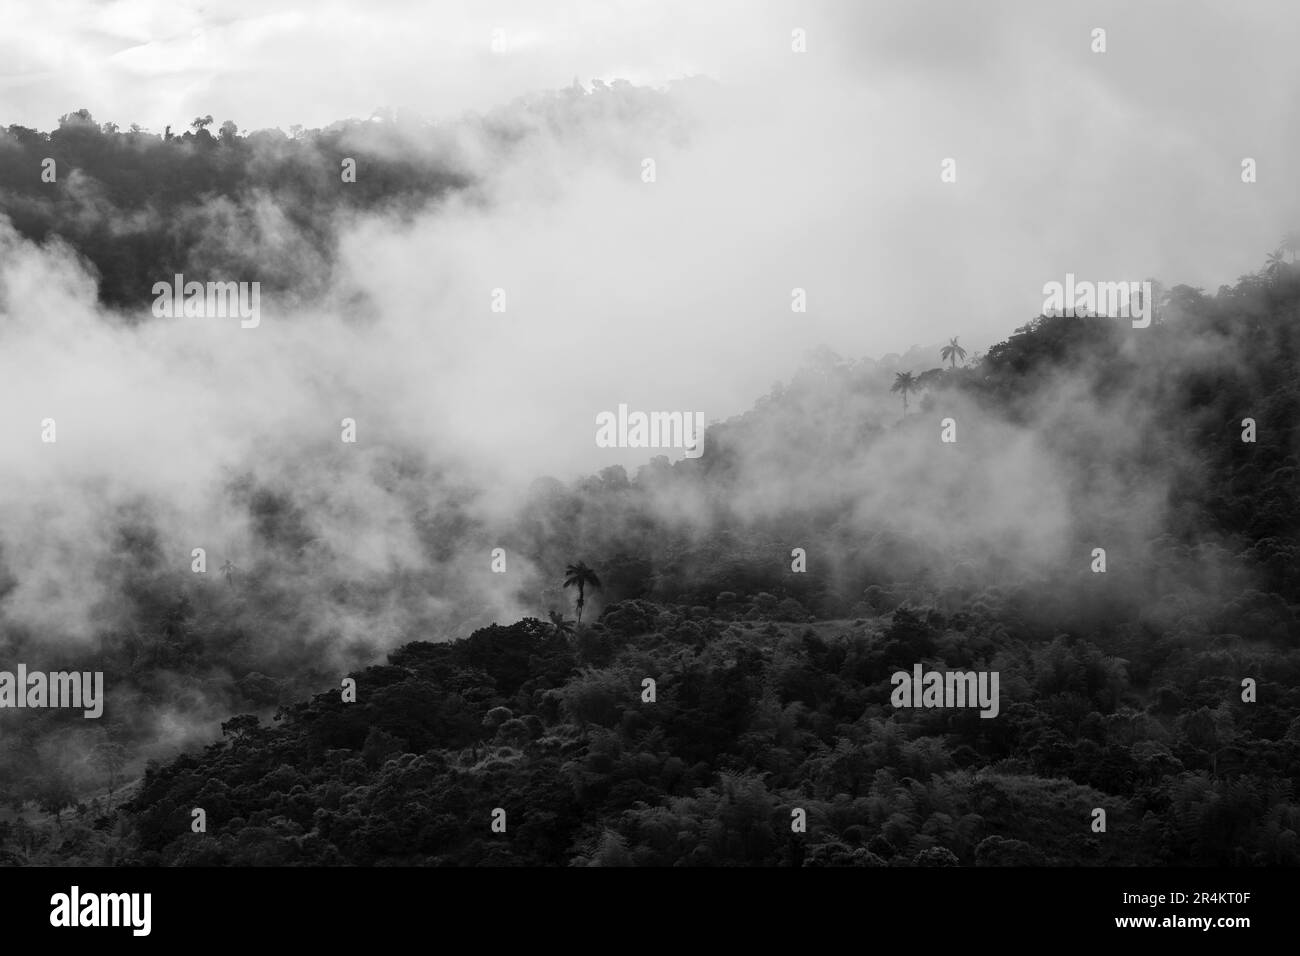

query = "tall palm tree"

[
  {"left": 940, "top": 337, "right": 967, "bottom": 369},
  {"left": 563, "top": 561, "right": 602, "bottom": 626},
  {"left": 1265, "top": 248, "right": 1288, "bottom": 282},
  {"left": 1282, "top": 230, "right": 1300, "bottom": 262},
  {"left": 890, "top": 371, "right": 917, "bottom": 414}
]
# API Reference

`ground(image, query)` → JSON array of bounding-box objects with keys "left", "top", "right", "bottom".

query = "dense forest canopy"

[{"left": 0, "top": 88, "right": 1297, "bottom": 865}]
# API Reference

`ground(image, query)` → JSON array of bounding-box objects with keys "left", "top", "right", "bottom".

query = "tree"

[
  {"left": 1180, "top": 707, "right": 1234, "bottom": 777},
  {"left": 1282, "top": 230, "right": 1300, "bottom": 262},
  {"left": 587, "top": 828, "right": 633, "bottom": 866},
  {"left": 890, "top": 371, "right": 917, "bottom": 413},
  {"left": 975, "top": 835, "right": 1043, "bottom": 866},
  {"left": 57, "top": 109, "right": 96, "bottom": 128},
  {"left": 37, "top": 779, "right": 76, "bottom": 830},
  {"left": 1264, "top": 249, "right": 1288, "bottom": 282},
  {"left": 90, "top": 742, "right": 127, "bottom": 807},
  {"left": 219, "top": 120, "right": 239, "bottom": 145},
  {"left": 548, "top": 609, "right": 575, "bottom": 638},
  {"left": 940, "top": 337, "right": 967, "bottom": 368},
  {"left": 913, "top": 846, "right": 960, "bottom": 866},
  {"left": 191, "top": 115, "right": 215, "bottom": 132},
  {"left": 915, "top": 367, "right": 945, "bottom": 390},
  {"left": 563, "top": 561, "right": 602, "bottom": 626},
  {"left": 221, "top": 714, "right": 261, "bottom": 744}
]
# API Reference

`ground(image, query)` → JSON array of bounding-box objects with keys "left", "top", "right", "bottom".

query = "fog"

[{"left": 0, "top": 0, "right": 1293, "bottom": 795}]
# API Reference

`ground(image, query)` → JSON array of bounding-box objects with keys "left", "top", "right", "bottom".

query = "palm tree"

[
  {"left": 890, "top": 371, "right": 917, "bottom": 414},
  {"left": 548, "top": 609, "right": 575, "bottom": 638},
  {"left": 940, "top": 337, "right": 967, "bottom": 369},
  {"left": 563, "top": 561, "right": 602, "bottom": 626},
  {"left": 1282, "top": 230, "right": 1300, "bottom": 262},
  {"left": 1264, "top": 248, "right": 1288, "bottom": 282}
]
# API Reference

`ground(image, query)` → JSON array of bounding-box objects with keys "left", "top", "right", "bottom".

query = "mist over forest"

[{"left": 1, "top": 78, "right": 1298, "bottom": 866}]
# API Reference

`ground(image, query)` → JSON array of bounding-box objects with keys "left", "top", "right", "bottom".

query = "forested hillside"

[{"left": 0, "top": 97, "right": 1297, "bottom": 866}]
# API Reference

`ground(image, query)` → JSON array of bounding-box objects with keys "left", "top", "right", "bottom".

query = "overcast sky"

[{"left": 1, "top": 0, "right": 1297, "bottom": 474}]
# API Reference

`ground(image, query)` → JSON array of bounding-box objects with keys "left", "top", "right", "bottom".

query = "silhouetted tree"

[
  {"left": 890, "top": 371, "right": 917, "bottom": 413},
  {"left": 940, "top": 337, "right": 967, "bottom": 368},
  {"left": 563, "top": 562, "right": 602, "bottom": 626}
]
